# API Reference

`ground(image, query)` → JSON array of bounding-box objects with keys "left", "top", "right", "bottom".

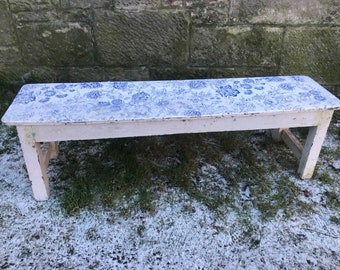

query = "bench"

[{"left": 2, "top": 76, "right": 340, "bottom": 201}]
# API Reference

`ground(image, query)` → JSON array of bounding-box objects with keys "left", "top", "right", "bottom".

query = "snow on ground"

[{"left": 0, "top": 123, "right": 339, "bottom": 269}]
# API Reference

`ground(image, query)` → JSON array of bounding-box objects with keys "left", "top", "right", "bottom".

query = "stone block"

[
  {"left": 66, "top": 67, "right": 150, "bottom": 82},
  {"left": 9, "top": 0, "right": 62, "bottom": 23},
  {"left": 94, "top": 10, "right": 190, "bottom": 67},
  {"left": 187, "top": 0, "right": 229, "bottom": 26},
  {"left": 0, "top": 2, "right": 21, "bottom": 65},
  {"left": 60, "top": 0, "right": 114, "bottom": 9},
  {"left": 325, "top": 85, "right": 340, "bottom": 99},
  {"left": 190, "top": 26, "right": 283, "bottom": 67},
  {"left": 0, "top": 47, "right": 21, "bottom": 64},
  {"left": 162, "top": 0, "right": 184, "bottom": 8},
  {"left": 58, "top": 9, "right": 93, "bottom": 23},
  {"left": 149, "top": 66, "right": 277, "bottom": 80},
  {"left": 13, "top": 11, "right": 59, "bottom": 23},
  {"left": 280, "top": 27, "right": 340, "bottom": 84},
  {"left": 116, "top": 0, "right": 160, "bottom": 9},
  {"left": 8, "top": 0, "right": 59, "bottom": 13},
  {"left": 150, "top": 67, "right": 210, "bottom": 80},
  {"left": 13, "top": 8, "right": 91, "bottom": 23},
  {"left": 230, "top": 0, "right": 340, "bottom": 25},
  {"left": 210, "top": 67, "right": 278, "bottom": 79},
  {"left": 191, "top": 8, "right": 228, "bottom": 26},
  {"left": 22, "top": 67, "right": 58, "bottom": 83},
  {"left": 0, "top": 1, "right": 16, "bottom": 46},
  {"left": 0, "top": 65, "right": 30, "bottom": 86},
  {"left": 17, "top": 22, "right": 94, "bottom": 66}
]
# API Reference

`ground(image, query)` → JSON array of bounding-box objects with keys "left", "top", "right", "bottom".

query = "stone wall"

[{"left": 0, "top": 0, "right": 339, "bottom": 96}]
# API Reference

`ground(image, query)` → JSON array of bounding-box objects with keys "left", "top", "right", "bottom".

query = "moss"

[
  {"left": 191, "top": 26, "right": 283, "bottom": 67},
  {"left": 28, "top": 67, "right": 57, "bottom": 83},
  {"left": 94, "top": 10, "right": 190, "bottom": 67},
  {"left": 281, "top": 27, "right": 340, "bottom": 84},
  {"left": 171, "top": 37, "right": 189, "bottom": 67}
]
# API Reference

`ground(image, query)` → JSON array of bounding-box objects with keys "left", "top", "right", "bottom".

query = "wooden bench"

[{"left": 2, "top": 76, "right": 340, "bottom": 201}]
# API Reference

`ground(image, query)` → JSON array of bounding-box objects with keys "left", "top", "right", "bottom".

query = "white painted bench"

[{"left": 2, "top": 76, "right": 340, "bottom": 201}]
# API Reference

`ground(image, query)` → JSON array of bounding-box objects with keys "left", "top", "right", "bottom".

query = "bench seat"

[{"left": 2, "top": 76, "right": 340, "bottom": 200}]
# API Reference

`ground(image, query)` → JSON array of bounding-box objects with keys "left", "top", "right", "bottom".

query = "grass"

[
  {"left": 0, "top": 126, "right": 18, "bottom": 155},
  {"left": 53, "top": 130, "right": 325, "bottom": 221},
  {"left": 330, "top": 215, "right": 340, "bottom": 225}
]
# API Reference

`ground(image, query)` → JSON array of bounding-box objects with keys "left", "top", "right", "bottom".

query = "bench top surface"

[{"left": 2, "top": 76, "right": 340, "bottom": 125}]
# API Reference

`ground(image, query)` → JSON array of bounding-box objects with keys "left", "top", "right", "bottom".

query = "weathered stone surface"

[
  {"left": 0, "top": 65, "right": 149, "bottom": 85},
  {"left": 13, "top": 11, "right": 59, "bottom": 23},
  {"left": 13, "top": 8, "right": 91, "bottom": 23},
  {"left": 8, "top": 0, "right": 59, "bottom": 13},
  {"left": 162, "top": 0, "right": 184, "bottom": 8},
  {"left": 66, "top": 67, "right": 150, "bottom": 82},
  {"left": 9, "top": 0, "right": 63, "bottom": 23},
  {"left": 210, "top": 67, "right": 278, "bottom": 78},
  {"left": 0, "top": 47, "right": 21, "bottom": 64},
  {"left": 230, "top": 0, "right": 340, "bottom": 25},
  {"left": 59, "top": 9, "right": 93, "bottom": 23},
  {"left": 94, "top": 10, "right": 190, "bottom": 67},
  {"left": 149, "top": 66, "right": 277, "bottom": 80},
  {"left": 17, "top": 22, "right": 94, "bottom": 66},
  {"left": 187, "top": 0, "right": 229, "bottom": 26},
  {"left": 116, "top": 0, "right": 160, "bottom": 9},
  {"left": 190, "top": 26, "right": 283, "bottom": 67},
  {"left": 0, "top": 1, "right": 16, "bottom": 46},
  {"left": 0, "top": 65, "right": 30, "bottom": 86},
  {"left": 60, "top": 0, "right": 114, "bottom": 9},
  {"left": 334, "top": 86, "right": 340, "bottom": 98},
  {"left": 23, "top": 67, "right": 58, "bottom": 83},
  {"left": 326, "top": 85, "right": 340, "bottom": 99},
  {"left": 0, "top": 1, "right": 21, "bottom": 65},
  {"left": 280, "top": 27, "right": 340, "bottom": 84},
  {"left": 0, "top": 0, "right": 339, "bottom": 90},
  {"left": 150, "top": 67, "right": 210, "bottom": 80}
]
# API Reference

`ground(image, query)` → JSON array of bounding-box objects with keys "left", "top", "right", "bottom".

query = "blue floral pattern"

[
  {"left": 189, "top": 80, "right": 207, "bottom": 89},
  {"left": 217, "top": 85, "right": 240, "bottom": 97},
  {"left": 132, "top": 92, "right": 149, "bottom": 103},
  {"left": 86, "top": 91, "right": 101, "bottom": 99},
  {"left": 279, "top": 83, "right": 295, "bottom": 91},
  {"left": 2, "top": 76, "right": 340, "bottom": 125},
  {"left": 113, "top": 82, "right": 128, "bottom": 89}
]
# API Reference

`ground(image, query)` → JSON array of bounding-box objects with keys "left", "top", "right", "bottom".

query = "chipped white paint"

[
  {"left": 298, "top": 110, "right": 334, "bottom": 179},
  {"left": 16, "top": 126, "right": 50, "bottom": 200},
  {"left": 2, "top": 76, "right": 340, "bottom": 200}
]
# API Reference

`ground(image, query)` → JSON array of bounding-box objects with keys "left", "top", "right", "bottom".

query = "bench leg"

[
  {"left": 50, "top": 141, "right": 59, "bottom": 159},
  {"left": 42, "top": 142, "right": 59, "bottom": 168},
  {"left": 272, "top": 128, "right": 304, "bottom": 160},
  {"left": 17, "top": 126, "right": 50, "bottom": 201},
  {"left": 298, "top": 111, "right": 334, "bottom": 179},
  {"left": 271, "top": 128, "right": 284, "bottom": 142}
]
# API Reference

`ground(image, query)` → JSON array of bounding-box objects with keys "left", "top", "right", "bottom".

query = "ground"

[{"left": 0, "top": 116, "right": 339, "bottom": 269}]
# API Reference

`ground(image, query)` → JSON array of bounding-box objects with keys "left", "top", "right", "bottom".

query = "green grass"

[
  {"left": 0, "top": 126, "right": 18, "bottom": 155},
  {"left": 54, "top": 130, "right": 322, "bottom": 220},
  {"left": 330, "top": 215, "right": 340, "bottom": 225}
]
